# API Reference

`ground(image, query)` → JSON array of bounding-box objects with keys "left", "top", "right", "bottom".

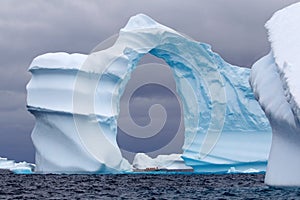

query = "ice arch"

[
  {"left": 27, "top": 14, "right": 227, "bottom": 173},
  {"left": 72, "top": 14, "right": 227, "bottom": 172},
  {"left": 28, "top": 13, "right": 272, "bottom": 173}
]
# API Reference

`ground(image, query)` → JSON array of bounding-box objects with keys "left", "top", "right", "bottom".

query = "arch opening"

[{"left": 116, "top": 53, "right": 185, "bottom": 164}]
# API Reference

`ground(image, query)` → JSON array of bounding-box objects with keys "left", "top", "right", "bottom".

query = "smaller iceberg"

[
  {"left": 132, "top": 153, "right": 193, "bottom": 171},
  {"left": 227, "top": 167, "right": 262, "bottom": 174},
  {"left": 0, "top": 157, "right": 35, "bottom": 174}
]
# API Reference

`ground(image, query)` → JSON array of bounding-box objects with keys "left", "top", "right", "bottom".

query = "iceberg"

[
  {"left": 0, "top": 157, "right": 35, "bottom": 174},
  {"left": 132, "top": 153, "right": 193, "bottom": 171},
  {"left": 227, "top": 167, "right": 262, "bottom": 174},
  {"left": 27, "top": 14, "right": 271, "bottom": 173},
  {"left": 250, "top": 3, "right": 300, "bottom": 186}
]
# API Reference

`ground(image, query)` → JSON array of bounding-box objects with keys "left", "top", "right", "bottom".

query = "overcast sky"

[{"left": 0, "top": 0, "right": 298, "bottom": 163}]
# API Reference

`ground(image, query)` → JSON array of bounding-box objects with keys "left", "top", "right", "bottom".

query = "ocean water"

[{"left": 0, "top": 170, "right": 300, "bottom": 199}]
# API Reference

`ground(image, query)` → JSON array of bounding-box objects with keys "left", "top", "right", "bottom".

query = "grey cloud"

[
  {"left": 0, "top": 91, "right": 26, "bottom": 111},
  {"left": 0, "top": 108, "right": 33, "bottom": 128},
  {"left": 0, "top": 71, "right": 31, "bottom": 92},
  {"left": 0, "top": 109, "right": 34, "bottom": 162}
]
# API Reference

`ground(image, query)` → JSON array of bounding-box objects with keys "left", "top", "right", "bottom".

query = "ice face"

[
  {"left": 27, "top": 14, "right": 271, "bottom": 174},
  {"left": 250, "top": 2, "right": 300, "bottom": 186}
]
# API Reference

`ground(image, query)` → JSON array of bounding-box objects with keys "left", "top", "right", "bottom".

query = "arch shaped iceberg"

[{"left": 27, "top": 14, "right": 271, "bottom": 173}]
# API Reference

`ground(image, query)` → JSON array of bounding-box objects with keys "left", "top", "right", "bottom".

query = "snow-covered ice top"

[
  {"left": 29, "top": 53, "right": 87, "bottom": 71},
  {"left": 251, "top": 2, "right": 300, "bottom": 128},
  {"left": 265, "top": 2, "right": 300, "bottom": 123}
]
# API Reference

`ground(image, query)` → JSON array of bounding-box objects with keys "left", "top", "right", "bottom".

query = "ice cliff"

[
  {"left": 27, "top": 14, "right": 271, "bottom": 173},
  {"left": 250, "top": 3, "right": 300, "bottom": 186}
]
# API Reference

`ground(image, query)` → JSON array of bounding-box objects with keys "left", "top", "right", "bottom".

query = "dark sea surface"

[{"left": 0, "top": 170, "right": 300, "bottom": 199}]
